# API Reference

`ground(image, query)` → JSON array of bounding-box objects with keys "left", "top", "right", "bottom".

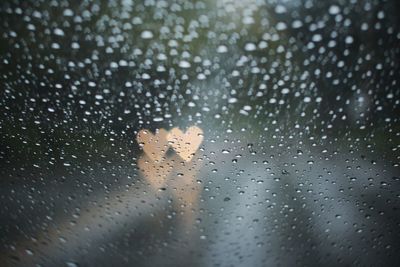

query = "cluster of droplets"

[{"left": 0, "top": 0, "right": 399, "bottom": 266}]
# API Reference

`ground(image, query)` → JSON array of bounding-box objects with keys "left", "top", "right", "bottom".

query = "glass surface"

[{"left": 1, "top": 0, "right": 399, "bottom": 266}]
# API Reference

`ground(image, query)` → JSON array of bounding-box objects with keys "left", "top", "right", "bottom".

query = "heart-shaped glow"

[
  {"left": 136, "top": 128, "right": 169, "bottom": 162},
  {"left": 167, "top": 126, "right": 203, "bottom": 162}
]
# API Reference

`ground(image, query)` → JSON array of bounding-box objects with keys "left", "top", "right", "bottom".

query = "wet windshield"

[{"left": 1, "top": 0, "right": 399, "bottom": 266}]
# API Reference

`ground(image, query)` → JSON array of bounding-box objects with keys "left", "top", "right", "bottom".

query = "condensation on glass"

[{"left": 0, "top": 0, "right": 399, "bottom": 266}]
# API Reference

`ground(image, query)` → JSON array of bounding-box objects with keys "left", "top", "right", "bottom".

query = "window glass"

[{"left": 1, "top": 0, "right": 399, "bottom": 266}]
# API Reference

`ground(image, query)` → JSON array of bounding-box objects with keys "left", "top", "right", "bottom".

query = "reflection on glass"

[{"left": 0, "top": 0, "right": 399, "bottom": 266}]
